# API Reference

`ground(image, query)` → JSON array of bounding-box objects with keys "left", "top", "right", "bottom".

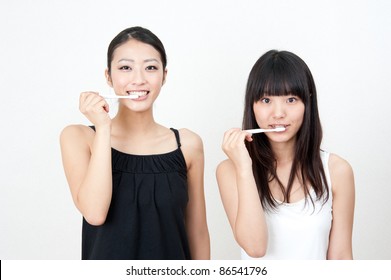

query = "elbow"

[
  {"left": 83, "top": 212, "right": 107, "bottom": 226},
  {"left": 235, "top": 228, "right": 268, "bottom": 258},
  {"left": 242, "top": 245, "right": 267, "bottom": 258},
  {"left": 327, "top": 252, "right": 353, "bottom": 260},
  {"left": 75, "top": 196, "right": 110, "bottom": 226},
  {"left": 237, "top": 235, "right": 267, "bottom": 258}
]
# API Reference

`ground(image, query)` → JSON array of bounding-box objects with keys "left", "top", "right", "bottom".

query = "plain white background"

[{"left": 0, "top": 0, "right": 390, "bottom": 260}]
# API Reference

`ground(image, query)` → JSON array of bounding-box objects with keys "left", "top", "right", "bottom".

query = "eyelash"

[
  {"left": 260, "top": 97, "right": 299, "bottom": 103},
  {"left": 261, "top": 98, "right": 271, "bottom": 104},
  {"left": 287, "top": 97, "right": 297, "bottom": 103},
  {"left": 146, "top": 65, "right": 158, "bottom": 71},
  {"left": 118, "top": 65, "right": 159, "bottom": 71}
]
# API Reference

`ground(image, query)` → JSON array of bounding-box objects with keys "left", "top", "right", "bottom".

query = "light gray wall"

[{"left": 1, "top": 0, "right": 390, "bottom": 259}]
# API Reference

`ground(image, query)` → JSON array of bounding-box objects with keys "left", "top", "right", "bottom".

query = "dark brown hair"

[{"left": 243, "top": 50, "right": 329, "bottom": 209}]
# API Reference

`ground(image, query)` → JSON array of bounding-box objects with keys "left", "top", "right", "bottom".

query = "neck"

[
  {"left": 270, "top": 139, "right": 296, "bottom": 164},
  {"left": 112, "top": 107, "right": 157, "bottom": 135}
]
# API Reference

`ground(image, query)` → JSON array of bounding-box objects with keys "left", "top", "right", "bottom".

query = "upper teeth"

[{"left": 128, "top": 91, "right": 148, "bottom": 96}]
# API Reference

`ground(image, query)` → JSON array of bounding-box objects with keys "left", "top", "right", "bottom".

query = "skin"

[
  {"left": 216, "top": 95, "right": 355, "bottom": 259},
  {"left": 60, "top": 39, "right": 210, "bottom": 259}
]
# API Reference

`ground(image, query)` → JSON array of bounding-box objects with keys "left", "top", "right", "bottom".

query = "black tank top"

[{"left": 82, "top": 128, "right": 191, "bottom": 259}]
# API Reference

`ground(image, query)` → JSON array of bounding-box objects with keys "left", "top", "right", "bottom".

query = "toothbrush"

[
  {"left": 100, "top": 94, "right": 139, "bottom": 99},
  {"left": 245, "top": 127, "right": 286, "bottom": 134}
]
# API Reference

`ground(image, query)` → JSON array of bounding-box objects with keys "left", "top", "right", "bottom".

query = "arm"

[
  {"left": 179, "top": 129, "right": 210, "bottom": 259},
  {"left": 327, "top": 153, "right": 355, "bottom": 259},
  {"left": 216, "top": 129, "right": 268, "bottom": 258},
  {"left": 59, "top": 92, "right": 113, "bottom": 225}
]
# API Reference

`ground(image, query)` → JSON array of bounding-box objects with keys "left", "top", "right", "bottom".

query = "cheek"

[
  {"left": 292, "top": 106, "right": 305, "bottom": 124},
  {"left": 110, "top": 74, "right": 127, "bottom": 88},
  {"left": 253, "top": 104, "right": 269, "bottom": 124},
  {"left": 152, "top": 74, "right": 165, "bottom": 87}
]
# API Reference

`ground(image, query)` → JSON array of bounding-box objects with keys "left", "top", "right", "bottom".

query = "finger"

[
  {"left": 87, "top": 98, "right": 109, "bottom": 114},
  {"left": 83, "top": 92, "right": 108, "bottom": 113},
  {"left": 224, "top": 130, "right": 246, "bottom": 152},
  {"left": 103, "top": 102, "right": 110, "bottom": 113},
  {"left": 223, "top": 128, "right": 241, "bottom": 143},
  {"left": 222, "top": 128, "right": 241, "bottom": 149},
  {"left": 80, "top": 92, "right": 100, "bottom": 111},
  {"left": 246, "top": 134, "right": 253, "bottom": 142},
  {"left": 79, "top": 91, "right": 98, "bottom": 104}
]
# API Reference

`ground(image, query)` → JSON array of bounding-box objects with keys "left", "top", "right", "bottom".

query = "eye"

[
  {"left": 119, "top": 66, "right": 131, "bottom": 71},
  {"left": 261, "top": 97, "right": 271, "bottom": 104},
  {"left": 287, "top": 97, "right": 298, "bottom": 103},
  {"left": 146, "top": 65, "right": 158, "bottom": 71}
]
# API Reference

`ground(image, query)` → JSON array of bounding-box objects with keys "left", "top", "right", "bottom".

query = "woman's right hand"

[
  {"left": 79, "top": 91, "right": 111, "bottom": 127},
  {"left": 222, "top": 128, "right": 253, "bottom": 171}
]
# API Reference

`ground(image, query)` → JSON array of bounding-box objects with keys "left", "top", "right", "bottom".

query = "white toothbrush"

[
  {"left": 100, "top": 94, "right": 139, "bottom": 99},
  {"left": 245, "top": 127, "right": 286, "bottom": 134}
]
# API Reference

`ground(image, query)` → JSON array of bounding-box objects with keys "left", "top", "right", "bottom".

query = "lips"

[
  {"left": 270, "top": 124, "right": 289, "bottom": 129},
  {"left": 126, "top": 90, "right": 149, "bottom": 97}
]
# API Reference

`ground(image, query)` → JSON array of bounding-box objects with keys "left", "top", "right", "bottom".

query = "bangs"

[
  {"left": 258, "top": 71, "right": 305, "bottom": 100},
  {"left": 253, "top": 54, "right": 308, "bottom": 101}
]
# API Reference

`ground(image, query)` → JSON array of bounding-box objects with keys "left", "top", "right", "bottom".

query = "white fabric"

[{"left": 241, "top": 150, "right": 332, "bottom": 260}]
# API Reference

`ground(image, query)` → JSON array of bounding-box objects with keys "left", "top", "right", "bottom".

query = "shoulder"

[
  {"left": 216, "top": 159, "right": 235, "bottom": 174},
  {"left": 174, "top": 128, "right": 204, "bottom": 168},
  {"left": 216, "top": 159, "right": 236, "bottom": 183},
  {"left": 177, "top": 128, "right": 203, "bottom": 151},
  {"left": 328, "top": 153, "right": 353, "bottom": 177},
  {"left": 60, "top": 124, "right": 94, "bottom": 146},
  {"left": 328, "top": 153, "right": 355, "bottom": 194}
]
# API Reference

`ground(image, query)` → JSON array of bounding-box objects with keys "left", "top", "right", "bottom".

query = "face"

[
  {"left": 253, "top": 95, "right": 305, "bottom": 144},
  {"left": 106, "top": 39, "right": 167, "bottom": 112}
]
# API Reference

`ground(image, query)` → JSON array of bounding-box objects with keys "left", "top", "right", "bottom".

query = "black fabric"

[{"left": 82, "top": 127, "right": 191, "bottom": 259}]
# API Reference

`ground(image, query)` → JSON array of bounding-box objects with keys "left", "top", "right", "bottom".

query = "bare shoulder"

[
  {"left": 216, "top": 159, "right": 236, "bottom": 186},
  {"left": 329, "top": 153, "right": 354, "bottom": 176},
  {"left": 177, "top": 128, "right": 203, "bottom": 151},
  {"left": 175, "top": 128, "right": 204, "bottom": 169},
  {"left": 328, "top": 153, "right": 355, "bottom": 193},
  {"left": 60, "top": 124, "right": 94, "bottom": 147},
  {"left": 216, "top": 159, "right": 235, "bottom": 175}
]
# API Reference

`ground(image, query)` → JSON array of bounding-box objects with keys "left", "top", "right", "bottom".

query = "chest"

[{"left": 111, "top": 134, "right": 178, "bottom": 155}]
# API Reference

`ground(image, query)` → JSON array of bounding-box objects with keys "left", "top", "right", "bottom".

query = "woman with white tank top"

[{"left": 217, "top": 50, "right": 355, "bottom": 259}]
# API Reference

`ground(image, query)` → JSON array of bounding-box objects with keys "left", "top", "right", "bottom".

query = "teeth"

[
  {"left": 272, "top": 125, "right": 286, "bottom": 129},
  {"left": 127, "top": 91, "right": 148, "bottom": 97}
]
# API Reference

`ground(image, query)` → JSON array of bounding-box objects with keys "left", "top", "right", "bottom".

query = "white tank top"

[{"left": 241, "top": 150, "right": 332, "bottom": 260}]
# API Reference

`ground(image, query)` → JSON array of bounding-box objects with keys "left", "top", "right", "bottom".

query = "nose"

[
  {"left": 272, "top": 101, "right": 286, "bottom": 119},
  {"left": 131, "top": 69, "right": 146, "bottom": 85}
]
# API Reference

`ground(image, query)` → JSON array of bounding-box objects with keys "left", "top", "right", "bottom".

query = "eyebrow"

[{"left": 117, "top": 58, "right": 160, "bottom": 63}]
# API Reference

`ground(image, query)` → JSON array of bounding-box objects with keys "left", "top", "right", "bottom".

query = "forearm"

[
  {"left": 188, "top": 227, "right": 210, "bottom": 260},
  {"left": 77, "top": 126, "right": 113, "bottom": 225},
  {"left": 234, "top": 170, "right": 268, "bottom": 257}
]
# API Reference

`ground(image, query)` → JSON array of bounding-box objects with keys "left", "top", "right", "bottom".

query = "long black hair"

[{"left": 243, "top": 50, "right": 329, "bottom": 209}]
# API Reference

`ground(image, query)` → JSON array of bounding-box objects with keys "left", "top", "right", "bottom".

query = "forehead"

[{"left": 112, "top": 39, "right": 162, "bottom": 62}]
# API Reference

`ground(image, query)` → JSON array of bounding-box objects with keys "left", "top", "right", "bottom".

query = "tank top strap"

[
  {"left": 89, "top": 125, "right": 181, "bottom": 148},
  {"left": 170, "top": 128, "right": 182, "bottom": 148}
]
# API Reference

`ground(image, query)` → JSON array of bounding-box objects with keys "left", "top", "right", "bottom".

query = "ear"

[
  {"left": 162, "top": 69, "right": 168, "bottom": 86},
  {"left": 105, "top": 69, "right": 113, "bottom": 87}
]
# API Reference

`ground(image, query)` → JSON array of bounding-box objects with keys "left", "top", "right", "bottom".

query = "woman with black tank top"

[{"left": 60, "top": 26, "right": 210, "bottom": 260}]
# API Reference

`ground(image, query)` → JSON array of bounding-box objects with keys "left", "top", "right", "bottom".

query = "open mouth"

[
  {"left": 270, "top": 124, "right": 288, "bottom": 129},
  {"left": 127, "top": 90, "right": 149, "bottom": 98}
]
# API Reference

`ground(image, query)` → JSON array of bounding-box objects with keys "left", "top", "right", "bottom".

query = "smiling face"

[
  {"left": 253, "top": 94, "right": 305, "bottom": 144},
  {"left": 106, "top": 39, "right": 167, "bottom": 112}
]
